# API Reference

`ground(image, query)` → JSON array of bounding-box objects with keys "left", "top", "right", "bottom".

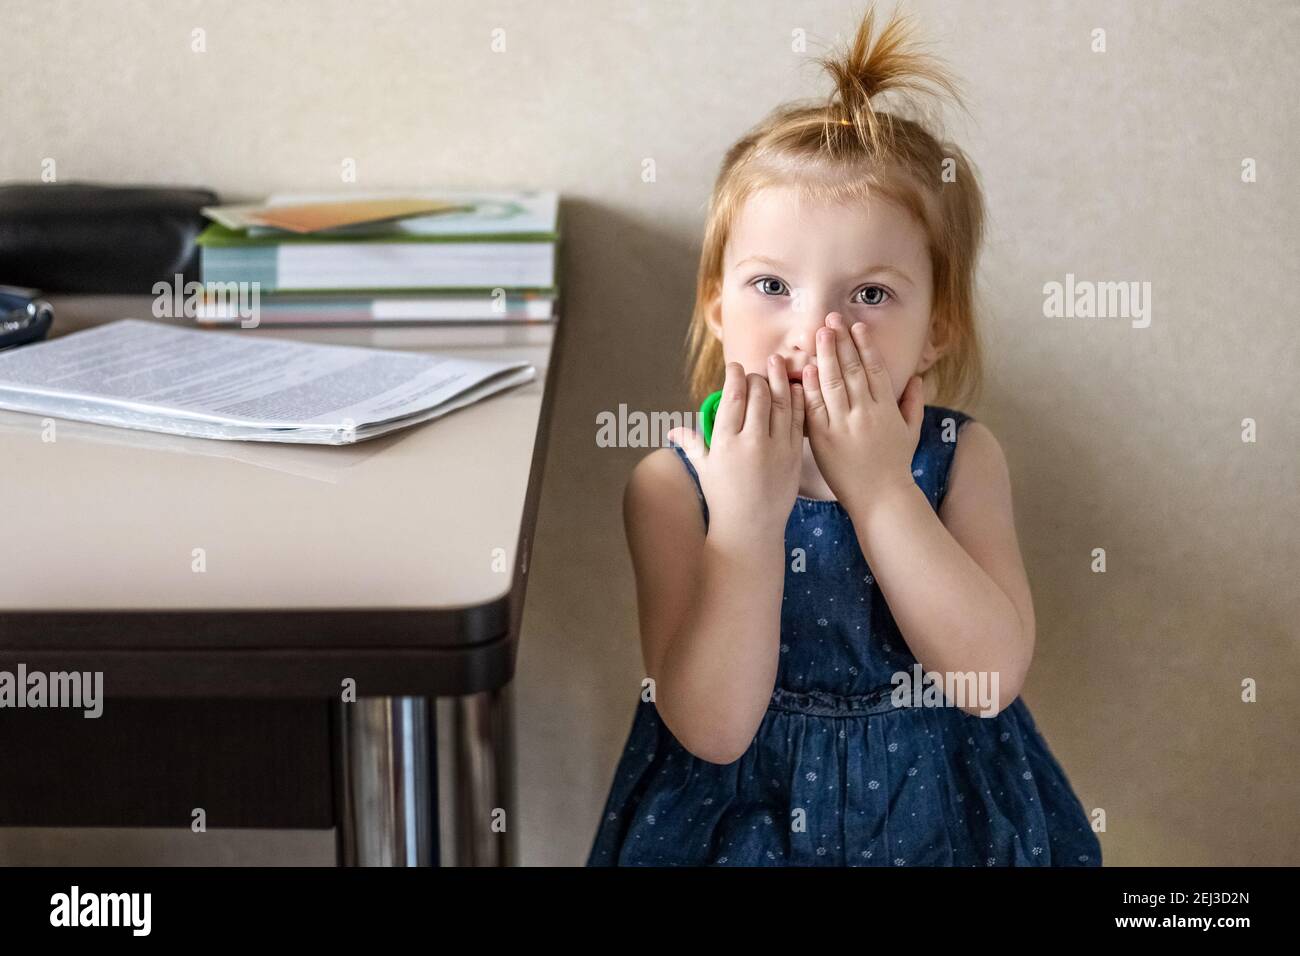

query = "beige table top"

[{"left": 0, "top": 296, "right": 556, "bottom": 614}]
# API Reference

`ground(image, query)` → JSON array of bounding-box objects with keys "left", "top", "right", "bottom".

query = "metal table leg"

[
  {"left": 334, "top": 687, "right": 515, "bottom": 867},
  {"left": 334, "top": 697, "right": 434, "bottom": 866},
  {"left": 435, "top": 687, "right": 516, "bottom": 866}
]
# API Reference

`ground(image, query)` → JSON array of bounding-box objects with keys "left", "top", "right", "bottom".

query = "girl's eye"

[
  {"left": 753, "top": 277, "right": 789, "bottom": 297},
  {"left": 855, "top": 284, "right": 892, "bottom": 306},
  {"left": 752, "top": 278, "right": 891, "bottom": 304}
]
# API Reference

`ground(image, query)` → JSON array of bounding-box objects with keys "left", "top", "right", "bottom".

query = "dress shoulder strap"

[
  {"left": 667, "top": 441, "right": 710, "bottom": 531},
  {"left": 916, "top": 405, "right": 977, "bottom": 511}
]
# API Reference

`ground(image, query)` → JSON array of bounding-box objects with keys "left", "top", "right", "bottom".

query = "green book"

[{"left": 198, "top": 189, "right": 559, "bottom": 293}]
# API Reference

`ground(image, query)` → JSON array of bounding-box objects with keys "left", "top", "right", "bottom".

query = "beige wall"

[{"left": 2, "top": 0, "right": 1296, "bottom": 866}]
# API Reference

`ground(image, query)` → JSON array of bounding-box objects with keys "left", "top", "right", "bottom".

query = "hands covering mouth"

[{"left": 776, "top": 357, "right": 813, "bottom": 385}]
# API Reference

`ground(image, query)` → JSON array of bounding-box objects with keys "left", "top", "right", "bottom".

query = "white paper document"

[{"left": 0, "top": 319, "right": 537, "bottom": 444}]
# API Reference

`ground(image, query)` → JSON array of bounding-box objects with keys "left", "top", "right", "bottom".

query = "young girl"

[{"left": 587, "top": 6, "right": 1101, "bottom": 867}]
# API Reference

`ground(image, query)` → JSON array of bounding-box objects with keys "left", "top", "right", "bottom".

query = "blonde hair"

[{"left": 684, "top": 3, "right": 985, "bottom": 410}]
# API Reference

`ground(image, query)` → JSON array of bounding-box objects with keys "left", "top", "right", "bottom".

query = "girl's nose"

[{"left": 791, "top": 302, "right": 829, "bottom": 352}]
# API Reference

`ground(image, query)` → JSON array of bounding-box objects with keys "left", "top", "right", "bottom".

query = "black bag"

[{"left": 0, "top": 181, "right": 218, "bottom": 293}]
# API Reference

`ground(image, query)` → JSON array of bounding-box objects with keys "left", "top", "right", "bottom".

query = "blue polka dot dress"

[{"left": 587, "top": 405, "right": 1102, "bottom": 866}]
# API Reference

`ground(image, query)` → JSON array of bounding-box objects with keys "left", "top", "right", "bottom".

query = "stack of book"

[{"left": 194, "top": 189, "right": 560, "bottom": 326}]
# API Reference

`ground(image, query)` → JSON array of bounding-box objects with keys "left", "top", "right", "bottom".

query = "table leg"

[
  {"left": 435, "top": 687, "right": 516, "bottom": 866},
  {"left": 334, "top": 697, "right": 434, "bottom": 866}
]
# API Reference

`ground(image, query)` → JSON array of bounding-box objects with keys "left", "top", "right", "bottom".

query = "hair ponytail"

[{"left": 816, "top": 5, "right": 964, "bottom": 157}]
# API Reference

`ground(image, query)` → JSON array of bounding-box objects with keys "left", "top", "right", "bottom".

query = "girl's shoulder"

[
  {"left": 624, "top": 444, "right": 707, "bottom": 537},
  {"left": 932, "top": 411, "right": 1015, "bottom": 525}
]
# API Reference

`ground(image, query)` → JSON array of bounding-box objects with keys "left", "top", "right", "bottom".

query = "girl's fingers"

[
  {"left": 712, "top": 362, "right": 747, "bottom": 442},
  {"left": 743, "top": 371, "right": 770, "bottom": 436},
  {"left": 815, "top": 323, "right": 849, "bottom": 419},
  {"left": 850, "top": 320, "right": 892, "bottom": 404},
  {"left": 828, "top": 312, "right": 869, "bottom": 406},
  {"left": 789, "top": 381, "right": 806, "bottom": 446},
  {"left": 802, "top": 363, "right": 828, "bottom": 434},
  {"left": 766, "top": 354, "right": 791, "bottom": 439}
]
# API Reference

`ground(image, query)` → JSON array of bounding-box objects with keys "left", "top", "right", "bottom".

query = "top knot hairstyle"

[{"left": 684, "top": 4, "right": 986, "bottom": 409}]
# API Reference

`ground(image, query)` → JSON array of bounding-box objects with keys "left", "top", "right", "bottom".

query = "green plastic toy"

[{"left": 698, "top": 389, "right": 723, "bottom": 447}]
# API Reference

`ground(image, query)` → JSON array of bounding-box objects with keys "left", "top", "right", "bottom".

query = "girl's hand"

[
  {"left": 802, "top": 312, "right": 925, "bottom": 520},
  {"left": 668, "top": 358, "right": 805, "bottom": 542}
]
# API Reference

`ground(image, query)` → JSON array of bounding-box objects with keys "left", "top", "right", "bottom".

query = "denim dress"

[{"left": 587, "top": 404, "right": 1103, "bottom": 866}]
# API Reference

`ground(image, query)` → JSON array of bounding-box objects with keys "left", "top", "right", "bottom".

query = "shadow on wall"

[{"left": 516, "top": 197, "right": 701, "bottom": 865}]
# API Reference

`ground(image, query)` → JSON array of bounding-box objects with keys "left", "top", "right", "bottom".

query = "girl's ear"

[
  {"left": 917, "top": 338, "right": 939, "bottom": 374},
  {"left": 916, "top": 314, "right": 946, "bottom": 374},
  {"left": 704, "top": 286, "right": 723, "bottom": 341}
]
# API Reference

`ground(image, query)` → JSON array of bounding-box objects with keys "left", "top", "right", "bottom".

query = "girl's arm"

[
  {"left": 623, "top": 448, "right": 785, "bottom": 764},
  {"left": 848, "top": 421, "right": 1036, "bottom": 716}
]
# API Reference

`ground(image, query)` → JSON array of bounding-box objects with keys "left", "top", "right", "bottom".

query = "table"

[{"left": 0, "top": 296, "right": 563, "bottom": 866}]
